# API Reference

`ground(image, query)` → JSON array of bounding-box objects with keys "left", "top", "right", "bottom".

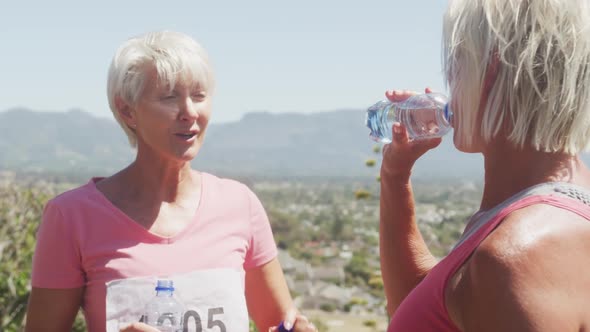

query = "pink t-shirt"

[{"left": 31, "top": 172, "right": 278, "bottom": 332}]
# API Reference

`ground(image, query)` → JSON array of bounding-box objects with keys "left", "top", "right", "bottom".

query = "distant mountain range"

[{"left": 0, "top": 108, "right": 488, "bottom": 179}]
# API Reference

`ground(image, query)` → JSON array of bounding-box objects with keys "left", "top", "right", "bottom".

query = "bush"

[
  {"left": 354, "top": 189, "right": 372, "bottom": 200},
  {"left": 319, "top": 303, "right": 336, "bottom": 312},
  {"left": 365, "top": 159, "right": 376, "bottom": 167},
  {"left": 310, "top": 317, "right": 329, "bottom": 332},
  {"left": 344, "top": 252, "right": 372, "bottom": 286},
  {"left": 0, "top": 186, "right": 47, "bottom": 330},
  {"left": 0, "top": 183, "right": 85, "bottom": 331}
]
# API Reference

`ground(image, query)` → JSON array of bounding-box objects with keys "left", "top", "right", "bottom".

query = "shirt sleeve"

[
  {"left": 243, "top": 187, "right": 278, "bottom": 269},
  {"left": 31, "top": 199, "right": 85, "bottom": 288}
]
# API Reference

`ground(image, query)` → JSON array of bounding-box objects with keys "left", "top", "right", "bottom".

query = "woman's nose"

[{"left": 179, "top": 97, "right": 199, "bottom": 121}]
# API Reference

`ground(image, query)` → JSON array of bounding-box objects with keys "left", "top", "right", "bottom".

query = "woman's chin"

[{"left": 179, "top": 146, "right": 202, "bottom": 162}]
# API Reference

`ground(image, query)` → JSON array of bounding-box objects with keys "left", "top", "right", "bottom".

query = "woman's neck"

[
  {"left": 121, "top": 149, "right": 199, "bottom": 205},
  {"left": 480, "top": 143, "right": 589, "bottom": 210}
]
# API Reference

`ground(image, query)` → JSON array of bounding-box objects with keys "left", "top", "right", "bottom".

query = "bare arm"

[
  {"left": 379, "top": 89, "right": 440, "bottom": 316},
  {"left": 245, "top": 258, "right": 316, "bottom": 332},
  {"left": 245, "top": 257, "right": 294, "bottom": 331},
  {"left": 25, "top": 287, "right": 83, "bottom": 332},
  {"left": 380, "top": 169, "right": 437, "bottom": 315}
]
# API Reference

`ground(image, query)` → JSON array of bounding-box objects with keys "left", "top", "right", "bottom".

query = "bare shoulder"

[
  {"left": 453, "top": 203, "right": 590, "bottom": 331},
  {"left": 481, "top": 202, "right": 590, "bottom": 274}
]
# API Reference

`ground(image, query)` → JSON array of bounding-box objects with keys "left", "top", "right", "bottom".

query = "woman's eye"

[
  {"left": 191, "top": 93, "right": 206, "bottom": 100},
  {"left": 160, "top": 94, "right": 177, "bottom": 101}
]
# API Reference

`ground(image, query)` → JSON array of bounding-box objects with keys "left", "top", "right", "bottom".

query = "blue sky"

[{"left": 0, "top": 0, "right": 448, "bottom": 123}]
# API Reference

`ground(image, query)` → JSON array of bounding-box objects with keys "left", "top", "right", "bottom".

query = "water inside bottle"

[
  {"left": 401, "top": 107, "right": 447, "bottom": 139},
  {"left": 366, "top": 94, "right": 452, "bottom": 143}
]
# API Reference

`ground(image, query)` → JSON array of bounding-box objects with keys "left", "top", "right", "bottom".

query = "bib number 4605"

[{"left": 183, "top": 307, "right": 226, "bottom": 332}]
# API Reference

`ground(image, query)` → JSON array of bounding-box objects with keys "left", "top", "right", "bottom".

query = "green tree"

[
  {"left": 344, "top": 252, "right": 372, "bottom": 286},
  {"left": 268, "top": 209, "right": 304, "bottom": 250}
]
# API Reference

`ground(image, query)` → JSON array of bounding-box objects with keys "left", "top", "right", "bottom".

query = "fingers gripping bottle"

[
  {"left": 365, "top": 92, "right": 452, "bottom": 143},
  {"left": 144, "top": 279, "right": 185, "bottom": 332}
]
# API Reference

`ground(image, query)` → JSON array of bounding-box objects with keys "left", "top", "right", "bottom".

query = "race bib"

[{"left": 105, "top": 269, "right": 249, "bottom": 332}]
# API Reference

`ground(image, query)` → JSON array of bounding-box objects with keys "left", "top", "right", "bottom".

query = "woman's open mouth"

[
  {"left": 174, "top": 131, "right": 199, "bottom": 142},
  {"left": 176, "top": 133, "right": 196, "bottom": 139}
]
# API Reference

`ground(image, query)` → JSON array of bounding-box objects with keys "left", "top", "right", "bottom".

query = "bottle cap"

[
  {"left": 155, "top": 279, "right": 174, "bottom": 291},
  {"left": 278, "top": 321, "right": 292, "bottom": 332},
  {"left": 444, "top": 103, "right": 453, "bottom": 125}
]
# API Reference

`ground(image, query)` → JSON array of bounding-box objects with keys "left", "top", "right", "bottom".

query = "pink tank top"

[{"left": 387, "top": 194, "right": 590, "bottom": 331}]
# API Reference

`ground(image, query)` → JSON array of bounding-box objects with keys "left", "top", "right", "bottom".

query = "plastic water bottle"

[
  {"left": 365, "top": 92, "right": 452, "bottom": 143},
  {"left": 143, "top": 280, "right": 185, "bottom": 332}
]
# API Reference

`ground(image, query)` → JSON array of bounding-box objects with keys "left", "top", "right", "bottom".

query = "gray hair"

[
  {"left": 443, "top": 0, "right": 590, "bottom": 154},
  {"left": 106, "top": 31, "right": 214, "bottom": 147}
]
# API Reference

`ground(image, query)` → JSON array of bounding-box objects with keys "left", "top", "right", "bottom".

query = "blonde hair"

[
  {"left": 443, "top": 0, "right": 590, "bottom": 153},
  {"left": 106, "top": 31, "right": 214, "bottom": 147}
]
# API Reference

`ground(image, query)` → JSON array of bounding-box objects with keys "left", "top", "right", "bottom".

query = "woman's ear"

[{"left": 115, "top": 96, "right": 136, "bottom": 129}]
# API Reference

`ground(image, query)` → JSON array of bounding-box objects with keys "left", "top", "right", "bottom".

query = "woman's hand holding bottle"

[{"left": 380, "top": 88, "right": 443, "bottom": 178}]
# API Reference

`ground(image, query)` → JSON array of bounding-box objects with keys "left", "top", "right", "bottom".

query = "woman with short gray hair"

[{"left": 25, "top": 31, "right": 315, "bottom": 332}]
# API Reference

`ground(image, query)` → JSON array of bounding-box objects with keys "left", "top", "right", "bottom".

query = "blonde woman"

[{"left": 380, "top": 0, "right": 590, "bottom": 331}]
